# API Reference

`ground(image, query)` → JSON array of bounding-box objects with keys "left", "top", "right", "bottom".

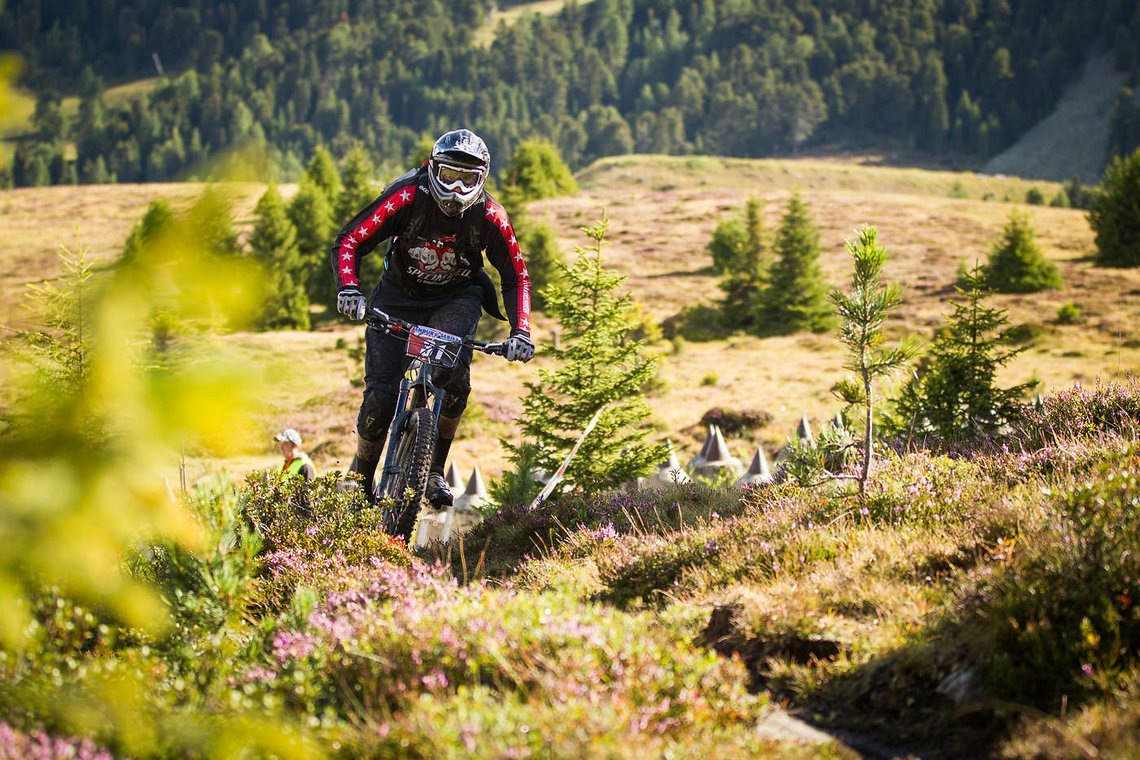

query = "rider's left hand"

[{"left": 504, "top": 332, "right": 535, "bottom": 363}]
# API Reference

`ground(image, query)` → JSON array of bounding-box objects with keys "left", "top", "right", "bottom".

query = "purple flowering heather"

[{"left": 0, "top": 723, "right": 113, "bottom": 760}]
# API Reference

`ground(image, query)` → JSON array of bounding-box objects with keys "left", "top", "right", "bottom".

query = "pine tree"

[
  {"left": 719, "top": 196, "right": 767, "bottom": 329},
  {"left": 498, "top": 213, "right": 667, "bottom": 503},
  {"left": 185, "top": 186, "right": 241, "bottom": 257},
  {"left": 829, "top": 226, "right": 917, "bottom": 494},
  {"left": 305, "top": 145, "right": 343, "bottom": 211},
  {"left": 248, "top": 185, "right": 309, "bottom": 330},
  {"left": 121, "top": 199, "right": 176, "bottom": 264},
  {"left": 287, "top": 175, "right": 336, "bottom": 307},
  {"left": 336, "top": 144, "right": 376, "bottom": 222},
  {"left": 21, "top": 248, "right": 95, "bottom": 396},
  {"left": 761, "top": 192, "right": 834, "bottom": 332},
  {"left": 518, "top": 223, "right": 563, "bottom": 312},
  {"left": 984, "top": 211, "right": 1061, "bottom": 292},
  {"left": 892, "top": 264, "right": 1033, "bottom": 439},
  {"left": 502, "top": 139, "right": 578, "bottom": 203},
  {"left": 1090, "top": 148, "right": 1140, "bottom": 268}
]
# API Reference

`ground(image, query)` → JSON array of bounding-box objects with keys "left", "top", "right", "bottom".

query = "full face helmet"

[{"left": 427, "top": 128, "right": 490, "bottom": 217}]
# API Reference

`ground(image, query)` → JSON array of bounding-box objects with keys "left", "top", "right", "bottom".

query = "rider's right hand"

[{"left": 337, "top": 287, "right": 367, "bottom": 320}]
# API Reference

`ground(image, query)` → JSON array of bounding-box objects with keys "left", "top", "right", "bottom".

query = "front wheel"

[{"left": 380, "top": 407, "right": 437, "bottom": 544}]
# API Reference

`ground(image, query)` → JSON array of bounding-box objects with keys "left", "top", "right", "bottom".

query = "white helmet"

[{"left": 427, "top": 128, "right": 490, "bottom": 217}]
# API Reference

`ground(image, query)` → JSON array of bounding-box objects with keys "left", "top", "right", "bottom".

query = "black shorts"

[{"left": 362, "top": 276, "right": 484, "bottom": 403}]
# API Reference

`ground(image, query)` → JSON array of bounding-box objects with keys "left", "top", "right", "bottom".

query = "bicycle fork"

[{"left": 377, "top": 365, "right": 446, "bottom": 497}]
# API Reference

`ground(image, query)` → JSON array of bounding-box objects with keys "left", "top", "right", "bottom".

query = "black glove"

[
  {"left": 504, "top": 332, "right": 535, "bottom": 363},
  {"left": 337, "top": 287, "right": 366, "bottom": 320}
]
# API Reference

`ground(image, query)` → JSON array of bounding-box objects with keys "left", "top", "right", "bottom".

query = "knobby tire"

[{"left": 380, "top": 406, "right": 436, "bottom": 544}]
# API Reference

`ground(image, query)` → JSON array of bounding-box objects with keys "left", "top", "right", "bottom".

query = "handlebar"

[{"left": 364, "top": 308, "right": 507, "bottom": 357}]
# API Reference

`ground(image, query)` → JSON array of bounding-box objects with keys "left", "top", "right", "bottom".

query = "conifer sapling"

[
  {"left": 496, "top": 212, "right": 667, "bottom": 504},
  {"left": 830, "top": 226, "right": 917, "bottom": 494}
]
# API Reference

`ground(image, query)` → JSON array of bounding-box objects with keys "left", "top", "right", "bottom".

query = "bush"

[
  {"left": 1004, "top": 321, "right": 1049, "bottom": 345},
  {"left": 241, "top": 471, "right": 410, "bottom": 611},
  {"left": 1055, "top": 301, "right": 1081, "bottom": 324},
  {"left": 1007, "top": 381, "right": 1140, "bottom": 449},
  {"left": 254, "top": 563, "right": 764, "bottom": 752},
  {"left": 1090, "top": 148, "right": 1140, "bottom": 267},
  {"left": 974, "top": 460, "right": 1140, "bottom": 709},
  {"left": 501, "top": 139, "right": 577, "bottom": 203},
  {"left": 861, "top": 453, "right": 989, "bottom": 527},
  {"left": 697, "top": 407, "right": 773, "bottom": 436},
  {"left": 1025, "top": 187, "right": 1045, "bottom": 205}
]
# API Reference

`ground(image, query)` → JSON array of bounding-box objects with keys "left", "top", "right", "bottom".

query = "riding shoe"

[{"left": 426, "top": 471, "right": 453, "bottom": 509}]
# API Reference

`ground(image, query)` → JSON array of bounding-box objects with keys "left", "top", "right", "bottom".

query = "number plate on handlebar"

[{"left": 405, "top": 325, "right": 464, "bottom": 368}]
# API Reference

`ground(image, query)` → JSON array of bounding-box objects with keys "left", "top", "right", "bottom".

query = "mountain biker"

[
  {"left": 275, "top": 428, "right": 315, "bottom": 482},
  {"left": 332, "top": 128, "right": 534, "bottom": 509}
]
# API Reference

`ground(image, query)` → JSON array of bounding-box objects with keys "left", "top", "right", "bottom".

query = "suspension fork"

[{"left": 378, "top": 362, "right": 445, "bottom": 491}]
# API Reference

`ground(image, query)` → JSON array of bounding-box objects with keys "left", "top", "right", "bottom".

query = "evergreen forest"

[{"left": 3, "top": 0, "right": 1140, "bottom": 186}]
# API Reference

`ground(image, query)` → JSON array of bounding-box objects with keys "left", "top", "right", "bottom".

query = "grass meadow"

[
  {"left": 1, "top": 157, "right": 1138, "bottom": 756},
  {"left": 4, "top": 156, "right": 1134, "bottom": 483}
]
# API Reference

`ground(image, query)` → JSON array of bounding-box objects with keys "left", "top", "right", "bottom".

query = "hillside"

[
  {"left": 1, "top": 156, "right": 1136, "bottom": 486},
  {"left": 3, "top": 0, "right": 1138, "bottom": 187},
  {"left": 982, "top": 52, "right": 1129, "bottom": 184}
]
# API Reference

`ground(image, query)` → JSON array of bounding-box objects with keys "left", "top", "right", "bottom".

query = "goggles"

[{"left": 433, "top": 161, "right": 485, "bottom": 193}]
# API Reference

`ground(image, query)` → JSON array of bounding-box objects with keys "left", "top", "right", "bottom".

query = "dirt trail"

[{"left": 981, "top": 51, "right": 1127, "bottom": 184}]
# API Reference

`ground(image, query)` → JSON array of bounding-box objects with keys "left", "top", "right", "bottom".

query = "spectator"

[{"left": 275, "top": 428, "right": 315, "bottom": 482}]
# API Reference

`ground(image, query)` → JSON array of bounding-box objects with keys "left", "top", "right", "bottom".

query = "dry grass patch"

[
  {"left": 2, "top": 157, "right": 1136, "bottom": 487},
  {"left": 0, "top": 183, "right": 267, "bottom": 327}
]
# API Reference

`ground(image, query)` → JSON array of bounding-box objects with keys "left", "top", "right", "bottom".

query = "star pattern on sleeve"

[
  {"left": 485, "top": 201, "right": 531, "bottom": 332},
  {"left": 336, "top": 183, "right": 418, "bottom": 289}
]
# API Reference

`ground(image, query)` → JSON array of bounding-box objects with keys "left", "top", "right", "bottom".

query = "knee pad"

[
  {"left": 437, "top": 366, "right": 471, "bottom": 419},
  {"left": 357, "top": 389, "right": 397, "bottom": 441}
]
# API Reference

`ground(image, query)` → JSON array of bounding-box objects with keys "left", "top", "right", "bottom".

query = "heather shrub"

[
  {"left": 252, "top": 563, "right": 765, "bottom": 753},
  {"left": 354, "top": 680, "right": 773, "bottom": 757},
  {"left": 459, "top": 484, "right": 750, "bottom": 579},
  {"left": 1007, "top": 381, "right": 1140, "bottom": 449},
  {"left": 0, "top": 722, "right": 115, "bottom": 759},
  {"left": 590, "top": 482, "right": 863, "bottom": 604},
  {"left": 241, "top": 471, "right": 409, "bottom": 611},
  {"left": 861, "top": 452, "right": 989, "bottom": 527},
  {"left": 593, "top": 529, "right": 724, "bottom": 607},
  {"left": 972, "top": 458, "right": 1140, "bottom": 709},
  {"left": 978, "top": 436, "right": 1133, "bottom": 487}
]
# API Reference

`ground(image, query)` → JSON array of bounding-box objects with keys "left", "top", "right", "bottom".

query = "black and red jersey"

[{"left": 330, "top": 166, "right": 531, "bottom": 335}]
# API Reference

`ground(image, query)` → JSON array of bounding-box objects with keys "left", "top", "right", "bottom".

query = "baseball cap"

[{"left": 274, "top": 428, "right": 302, "bottom": 446}]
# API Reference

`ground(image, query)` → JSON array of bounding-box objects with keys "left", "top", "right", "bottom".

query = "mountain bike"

[{"left": 364, "top": 307, "right": 507, "bottom": 543}]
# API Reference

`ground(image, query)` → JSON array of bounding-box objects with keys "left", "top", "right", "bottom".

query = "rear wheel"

[{"left": 380, "top": 407, "right": 437, "bottom": 544}]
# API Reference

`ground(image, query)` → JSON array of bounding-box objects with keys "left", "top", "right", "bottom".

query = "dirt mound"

[{"left": 981, "top": 52, "right": 1127, "bottom": 184}]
